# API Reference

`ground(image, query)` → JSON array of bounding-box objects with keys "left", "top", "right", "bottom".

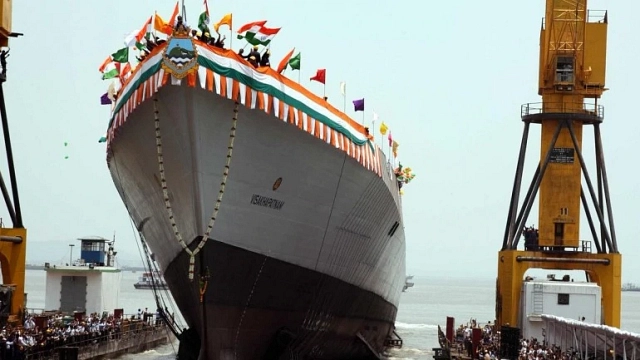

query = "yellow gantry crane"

[
  {"left": 0, "top": 0, "right": 27, "bottom": 323},
  {"left": 496, "top": 0, "right": 621, "bottom": 328}
]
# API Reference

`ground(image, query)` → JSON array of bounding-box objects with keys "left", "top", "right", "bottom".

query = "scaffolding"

[{"left": 542, "top": 315, "right": 640, "bottom": 360}]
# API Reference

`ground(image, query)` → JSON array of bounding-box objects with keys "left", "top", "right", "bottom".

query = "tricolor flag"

[
  {"left": 101, "top": 62, "right": 120, "bottom": 80},
  {"left": 98, "top": 56, "right": 112, "bottom": 73},
  {"left": 125, "top": 16, "right": 153, "bottom": 47},
  {"left": 119, "top": 63, "right": 132, "bottom": 83},
  {"left": 237, "top": 20, "right": 267, "bottom": 34},
  {"left": 198, "top": 0, "right": 210, "bottom": 34},
  {"left": 277, "top": 48, "right": 296, "bottom": 74},
  {"left": 239, "top": 24, "right": 281, "bottom": 46}
]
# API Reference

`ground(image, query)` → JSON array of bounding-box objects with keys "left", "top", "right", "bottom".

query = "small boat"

[
  {"left": 133, "top": 271, "right": 168, "bottom": 290},
  {"left": 403, "top": 275, "right": 414, "bottom": 292}
]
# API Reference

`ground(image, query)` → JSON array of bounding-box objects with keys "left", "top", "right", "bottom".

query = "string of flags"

[{"left": 95, "top": 0, "right": 414, "bottom": 189}]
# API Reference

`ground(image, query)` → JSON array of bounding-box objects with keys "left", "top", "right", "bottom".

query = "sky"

[{"left": 3, "top": 0, "right": 640, "bottom": 282}]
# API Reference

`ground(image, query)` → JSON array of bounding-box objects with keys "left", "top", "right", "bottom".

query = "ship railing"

[
  {"left": 23, "top": 322, "right": 167, "bottom": 359},
  {"left": 521, "top": 102, "right": 604, "bottom": 120}
]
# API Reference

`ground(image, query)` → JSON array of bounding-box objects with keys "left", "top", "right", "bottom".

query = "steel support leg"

[
  {"left": 581, "top": 189, "right": 602, "bottom": 253},
  {"left": 594, "top": 124, "right": 618, "bottom": 252},
  {"left": 0, "top": 83, "right": 22, "bottom": 227},
  {"left": 566, "top": 121, "right": 614, "bottom": 251},
  {"left": 503, "top": 122, "right": 530, "bottom": 250},
  {"left": 512, "top": 120, "right": 564, "bottom": 249}
]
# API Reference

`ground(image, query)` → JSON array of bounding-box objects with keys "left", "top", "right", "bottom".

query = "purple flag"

[
  {"left": 352, "top": 98, "right": 364, "bottom": 112},
  {"left": 100, "top": 93, "right": 112, "bottom": 105}
]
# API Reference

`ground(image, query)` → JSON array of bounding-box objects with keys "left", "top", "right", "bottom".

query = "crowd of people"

[
  {"left": 0, "top": 308, "right": 165, "bottom": 359},
  {"left": 449, "top": 320, "right": 585, "bottom": 360},
  {"left": 135, "top": 15, "right": 271, "bottom": 70}
]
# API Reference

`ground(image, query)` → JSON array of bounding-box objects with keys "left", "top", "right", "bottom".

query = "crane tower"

[
  {"left": 496, "top": 0, "right": 621, "bottom": 329},
  {"left": 0, "top": 0, "right": 27, "bottom": 324}
]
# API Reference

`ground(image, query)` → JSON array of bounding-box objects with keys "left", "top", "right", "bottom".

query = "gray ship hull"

[{"left": 107, "top": 78, "right": 406, "bottom": 359}]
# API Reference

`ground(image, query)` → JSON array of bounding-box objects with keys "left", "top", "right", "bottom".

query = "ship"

[
  {"left": 622, "top": 283, "right": 640, "bottom": 292},
  {"left": 402, "top": 275, "right": 414, "bottom": 292},
  {"left": 102, "top": 7, "right": 408, "bottom": 360},
  {"left": 134, "top": 271, "right": 169, "bottom": 290}
]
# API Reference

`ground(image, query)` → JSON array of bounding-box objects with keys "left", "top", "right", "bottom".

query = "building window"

[
  {"left": 558, "top": 293, "right": 570, "bottom": 305},
  {"left": 555, "top": 56, "right": 574, "bottom": 83}
]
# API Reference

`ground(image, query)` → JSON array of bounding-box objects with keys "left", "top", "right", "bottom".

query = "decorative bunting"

[{"left": 105, "top": 44, "right": 383, "bottom": 177}]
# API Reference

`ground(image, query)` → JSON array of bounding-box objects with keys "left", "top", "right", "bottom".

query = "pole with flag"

[
  {"left": 213, "top": 13, "right": 233, "bottom": 47},
  {"left": 340, "top": 82, "right": 346, "bottom": 113},
  {"left": 379, "top": 120, "right": 389, "bottom": 152},
  {"left": 352, "top": 98, "right": 365, "bottom": 125},
  {"left": 283, "top": 51, "right": 301, "bottom": 82},
  {"left": 276, "top": 48, "right": 295, "bottom": 74},
  {"left": 237, "top": 20, "right": 267, "bottom": 51},
  {"left": 372, "top": 111, "right": 378, "bottom": 141},
  {"left": 387, "top": 131, "right": 393, "bottom": 165},
  {"left": 198, "top": 0, "right": 210, "bottom": 35},
  {"left": 310, "top": 69, "right": 326, "bottom": 97}
]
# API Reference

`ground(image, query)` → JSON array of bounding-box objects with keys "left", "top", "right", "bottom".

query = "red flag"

[
  {"left": 388, "top": 131, "right": 393, "bottom": 147},
  {"left": 310, "top": 69, "right": 326, "bottom": 84},
  {"left": 277, "top": 48, "right": 295, "bottom": 74}
]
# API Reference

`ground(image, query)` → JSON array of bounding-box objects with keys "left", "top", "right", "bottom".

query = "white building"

[
  {"left": 519, "top": 275, "right": 601, "bottom": 341},
  {"left": 44, "top": 236, "right": 121, "bottom": 315}
]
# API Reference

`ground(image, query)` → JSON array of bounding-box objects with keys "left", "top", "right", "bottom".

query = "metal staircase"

[{"left": 533, "top": 283, "right": 544, "bottom": 314}]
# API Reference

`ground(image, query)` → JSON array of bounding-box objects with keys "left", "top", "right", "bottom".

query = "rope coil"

[{"left": 154, "top": 98, "right": 239, "bottom": 280}]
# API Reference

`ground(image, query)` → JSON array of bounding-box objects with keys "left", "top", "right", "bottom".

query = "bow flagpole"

[
  {"left": 340, "top": 82, "right": 346, "bottom": 113},
  {"left": 372, "top": 111, "right": 378, "bottom": 142},
  {"left": 352, "top": 98, "right": 365, "bottom": 126}
]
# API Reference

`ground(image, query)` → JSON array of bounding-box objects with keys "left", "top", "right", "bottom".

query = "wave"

[
  {"left": 386, "top": 346, "right": 434, "bottom": 360},
  {"left": 167, "top": 57, "right": 193, "bottom": 64},
  {"left": 394, "top": 321, "right": 438, "bottom": 330}
]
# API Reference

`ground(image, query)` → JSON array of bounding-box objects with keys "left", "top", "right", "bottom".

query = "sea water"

[{"left": 23, "top": 271, "right": 640, "bottom": 360}]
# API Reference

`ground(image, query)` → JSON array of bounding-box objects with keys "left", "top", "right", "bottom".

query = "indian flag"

[
  {"left": 242, "top": 25, "right": 281, "bottom": 46},
  {"left": 102, "top": 63, "right": 120, "bottom": 80},
  {"left": 125, "top": 16, "right": 152, "bottom": 47},
  {"left": 198, "top": 0, "right": 210, "bottom": 33}
]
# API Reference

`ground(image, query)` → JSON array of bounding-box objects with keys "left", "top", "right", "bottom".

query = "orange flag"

[
  {"left": 214, "top": 13, "right": 233, "bottom": 33},
  {"left": 276, "top": 48, "right": 295, "bottom": 74},
  {"left": 154, "top": 2, "right": 179, "bottom": 35}
]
